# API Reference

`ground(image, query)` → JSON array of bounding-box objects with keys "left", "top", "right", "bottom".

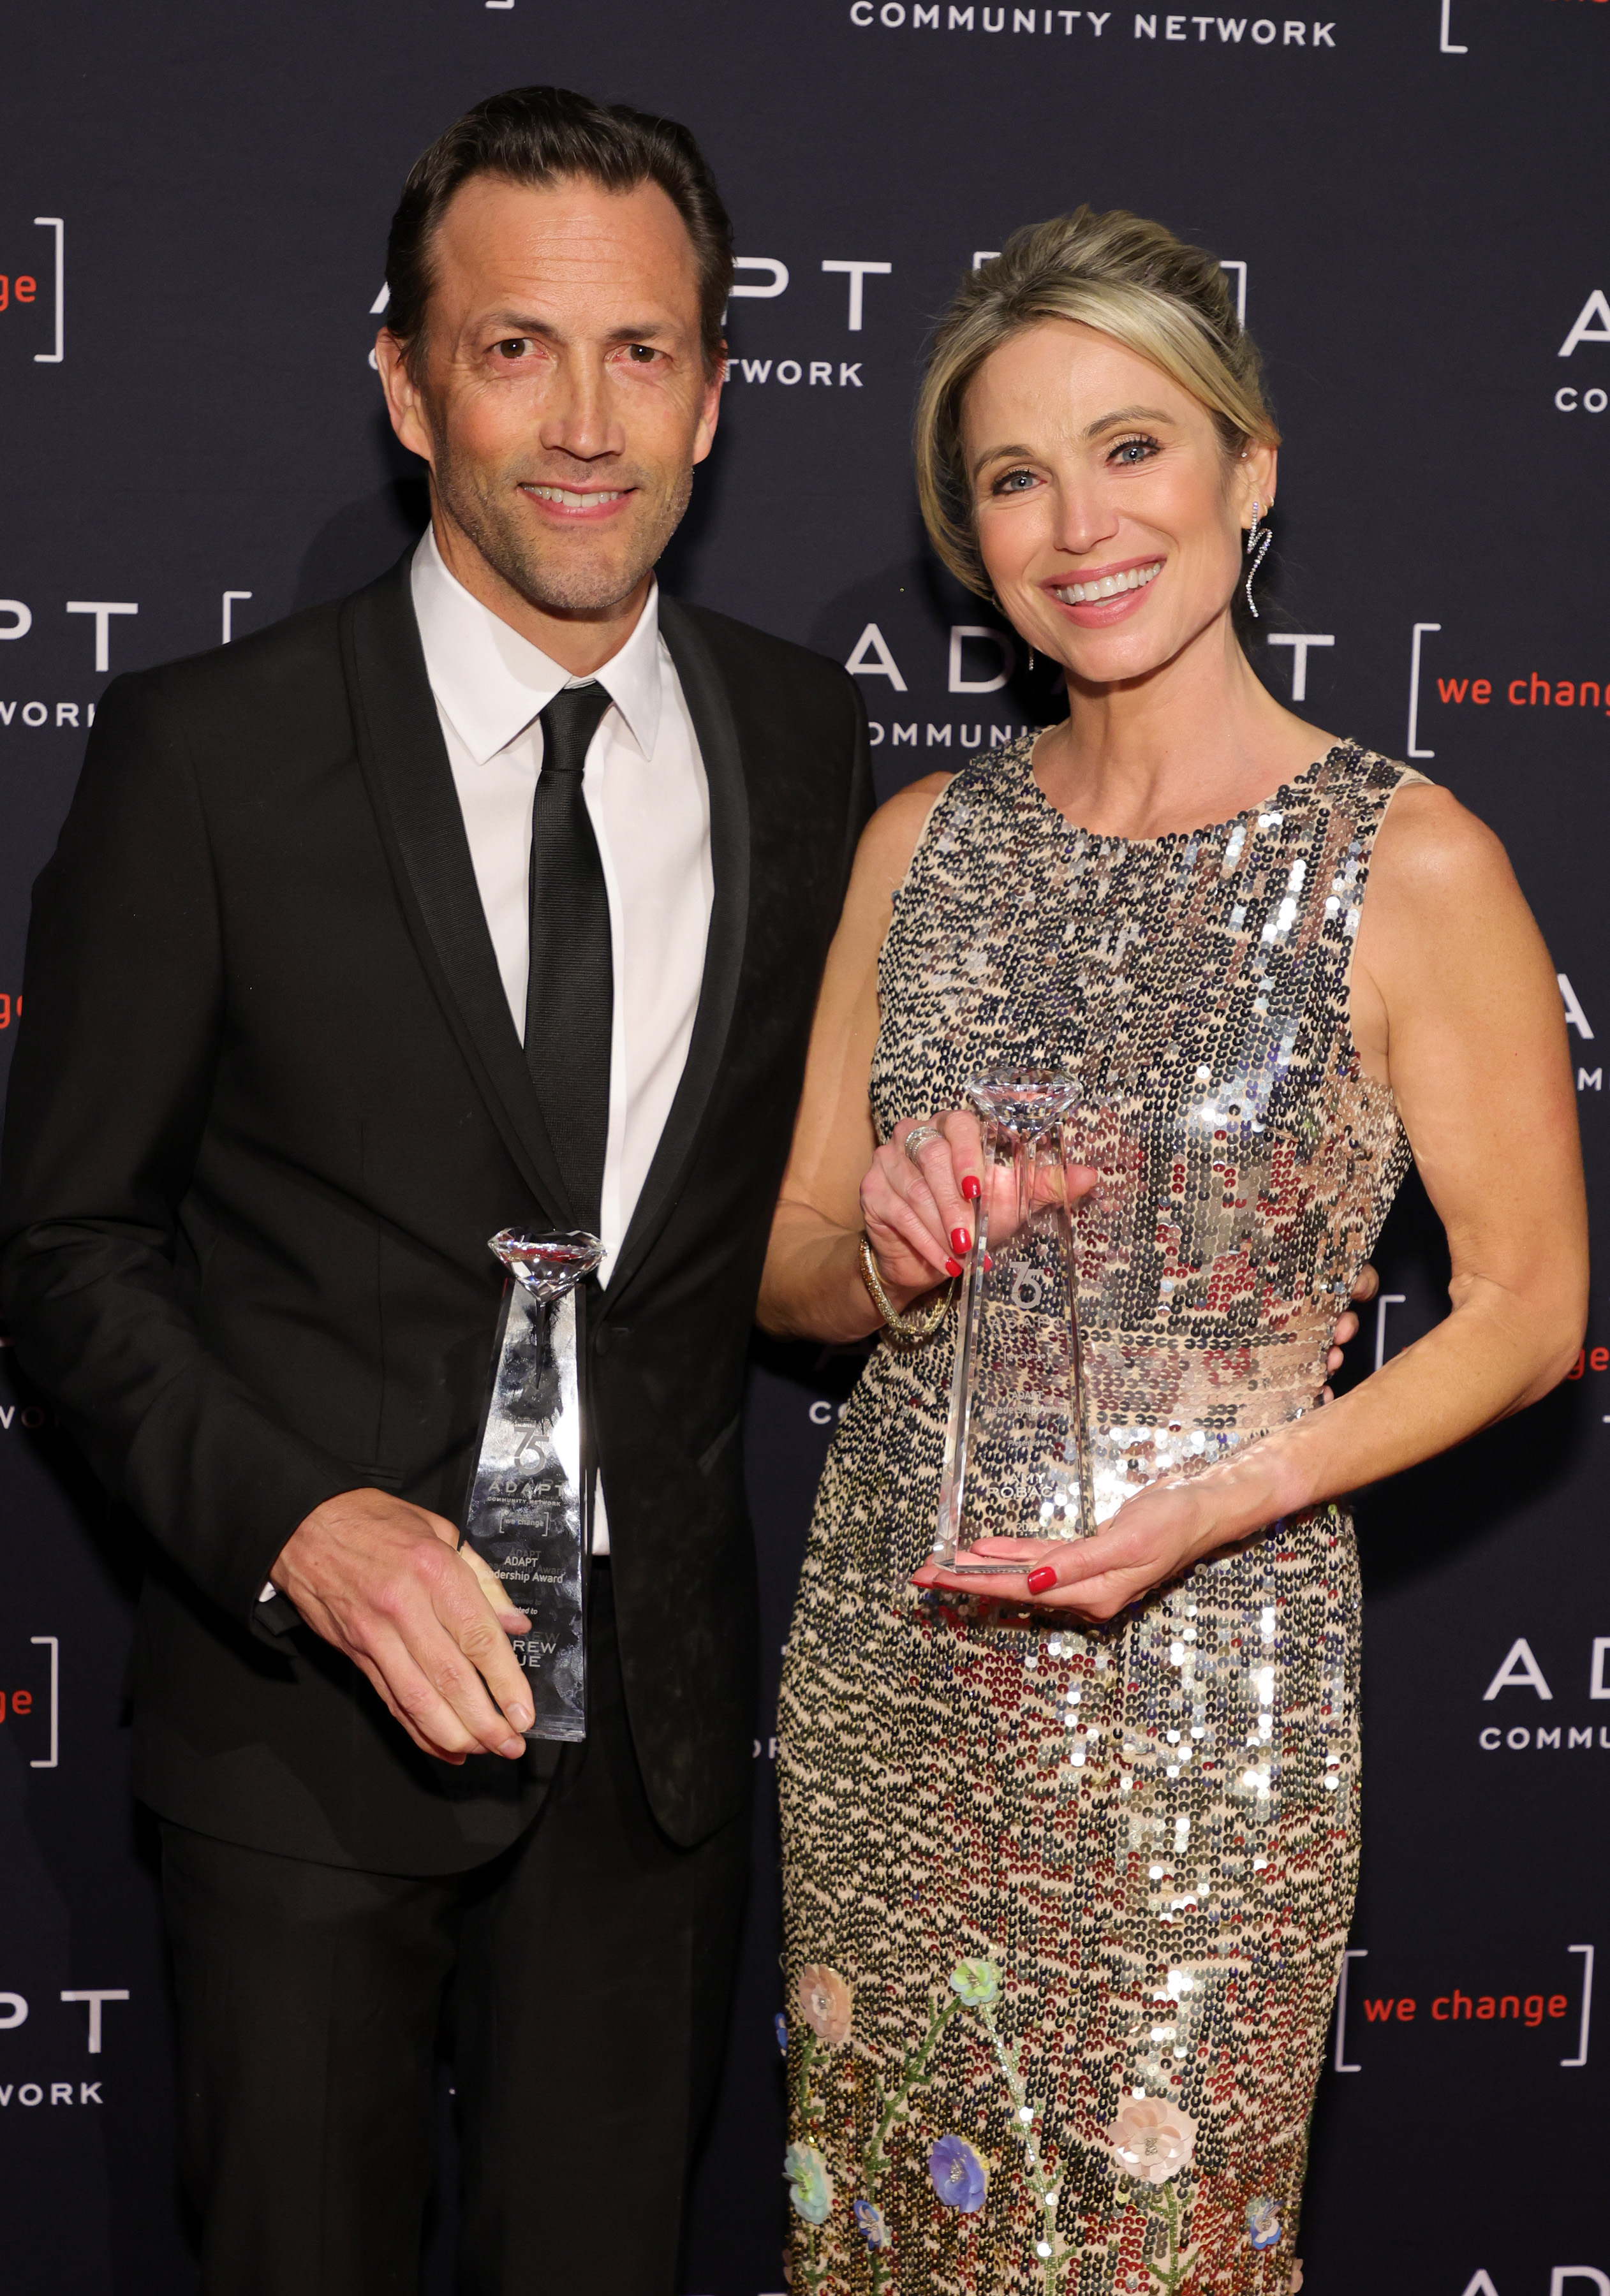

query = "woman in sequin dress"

[{"left": 758, "top": 210, "right": 1586, "bottom": 2296}]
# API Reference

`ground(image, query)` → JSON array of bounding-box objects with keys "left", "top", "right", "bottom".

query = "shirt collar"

[{"left": 410, "top": 526, "right": 663, "bottom": 766}]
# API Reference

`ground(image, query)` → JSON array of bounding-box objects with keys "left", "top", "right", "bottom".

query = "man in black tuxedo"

[{"left": 0, "top": 87, "right": 869, "bottom": 2296}]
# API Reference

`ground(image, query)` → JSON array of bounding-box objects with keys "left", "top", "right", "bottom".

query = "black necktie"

[{"left": 526, "top": 682, "right": 614, "bottom": 1232}]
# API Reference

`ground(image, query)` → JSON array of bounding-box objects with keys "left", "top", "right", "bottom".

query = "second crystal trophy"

[
  {"left": 461, "top": 1227, "right": 603, "bottom": 1741},
  {"left": 933, "top": 1070, "right": 1094, "bottom": 1569}
]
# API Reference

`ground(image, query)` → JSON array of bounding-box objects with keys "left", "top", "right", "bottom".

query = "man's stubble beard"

[{"left": 431, "top": 429, "right": 695, "bottom": 621}]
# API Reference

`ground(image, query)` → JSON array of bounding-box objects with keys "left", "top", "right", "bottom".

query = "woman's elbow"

[{"left": 1521, "top": 1280, "right": 1590, "bottom": 1405}]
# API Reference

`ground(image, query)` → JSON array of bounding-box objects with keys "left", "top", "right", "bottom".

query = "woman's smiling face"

[{"left": 962, "top": 318, "right": 1276, "bottom": 686}]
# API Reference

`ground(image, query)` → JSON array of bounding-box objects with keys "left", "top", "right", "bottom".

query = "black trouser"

[{"left": 158, "top": 1566, "right": 749, "bottom": 2296}]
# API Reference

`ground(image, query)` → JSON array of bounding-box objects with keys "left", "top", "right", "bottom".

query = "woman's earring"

[{"left": 1244, "top": 498, "right": 1271, "bottom": 620}]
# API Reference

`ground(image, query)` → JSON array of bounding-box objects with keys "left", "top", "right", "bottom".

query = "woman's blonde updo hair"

[{"left": 914, "top": 206, "right": 1281, "bottom": 597}]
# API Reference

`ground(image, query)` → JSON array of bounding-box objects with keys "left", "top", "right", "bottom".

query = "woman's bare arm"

[
  {"left": 757, "top": 776, "right": 952, "bottom": 1342},
  {"left": 919, "top": 780, "right": 1589, "bottom": 1614}
]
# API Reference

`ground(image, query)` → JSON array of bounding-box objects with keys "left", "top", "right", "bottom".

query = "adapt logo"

[
  {"left": 1475, "top": 1635, "right": 1610, "bottom": 1749},
  {"left": 845, "top": 6, "right": 1338, "bottom": 44},
  {"left": 721, "top": 256, "right": 892, "bottom": 395},
  {"left": 844, "top": 616, "right": 1042, "bottom": 751},
  {"left": 1553, "top": 290, "right": 1610, "bottom": 413},
  {"left": 0, "top": 1982, "right": 130, "bottom": 2110},
  {"left": 0, "top": 585, "right": 257, "bottom": 731},
  {"left": 1460, "top": 2277, "right": 1610, "bottom": 2296}
]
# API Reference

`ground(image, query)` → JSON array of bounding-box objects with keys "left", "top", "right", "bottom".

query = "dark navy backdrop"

[{"left": 1, "top": 5, "right": 1606, "bottom": 2292}]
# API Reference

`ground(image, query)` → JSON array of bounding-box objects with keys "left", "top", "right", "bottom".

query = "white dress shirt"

[{"left": 411, "top": 529, "right": 714, "bottom": 1550}]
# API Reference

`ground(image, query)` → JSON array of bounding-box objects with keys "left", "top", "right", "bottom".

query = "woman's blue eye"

[
  {"left": 997, "top": 470, "right": 1035, "bottom": 493},
  {"left": 1112, "top": 437, "right": 1157, "bottom": 464}
]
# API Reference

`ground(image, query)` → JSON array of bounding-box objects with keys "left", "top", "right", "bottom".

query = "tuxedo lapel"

[
  {"left": 606, "top": 597, "right": 751, "bottom": 1307},
  {"left": 339, "top": 556, "right": 575, "bottom": 1228}
]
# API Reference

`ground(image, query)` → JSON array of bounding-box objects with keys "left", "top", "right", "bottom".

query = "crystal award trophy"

[
  {"left": 933, "top": 1071, "right": 1095, "bottom": 1570},
  {"left": 461, "top": 1228, "right": 603, "bottom": 1741}
]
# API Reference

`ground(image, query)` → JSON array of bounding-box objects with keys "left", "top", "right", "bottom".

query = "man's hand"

[{"left": 270, "top": 1488, "right": 535, "bottom": 1766}]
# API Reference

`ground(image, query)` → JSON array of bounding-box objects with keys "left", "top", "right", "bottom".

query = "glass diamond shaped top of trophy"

[
  {"left": 933, "top": 1071, "right": 1094, "bottom": 1570},
  {"left": 461, "top": 1228, "right": 603, "bottom": 1741}
]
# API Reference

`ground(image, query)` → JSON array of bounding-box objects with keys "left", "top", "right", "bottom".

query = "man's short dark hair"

[{"left": 385, "top": 85, "right": 734, "bottom": 378}]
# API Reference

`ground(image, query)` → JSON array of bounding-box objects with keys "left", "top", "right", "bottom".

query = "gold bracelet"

[{"left": 857, "top": 1233, "right": 952, "bottom": 1344}]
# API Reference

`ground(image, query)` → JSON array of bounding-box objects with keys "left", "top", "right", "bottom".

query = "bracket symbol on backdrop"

[
  {"left": 221, "top": 592, "right": 252, "bottom": 645},
  {"left": 1562, "top": 1945, "right": 1593, "bottom": 2070},
  {"left": 1440, "top": 0, "right": 1468, "bottom": 57},
  {"left": 31, "top": 219, "right": 63, "bottom": 364},
  {"left": 1334, "top": 1947, "right": 1367, "bottom": 2071},
  {"left": 1407, "top": 622, "right": 1442, "bottom": 760},
  {"left": 27, "top": 1637, "right": 58, "bottom": 1770}
]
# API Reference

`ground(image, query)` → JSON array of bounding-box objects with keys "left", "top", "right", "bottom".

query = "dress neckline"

[{"left": 1014, "top": 732, "right": 1358, "bottom": 851}]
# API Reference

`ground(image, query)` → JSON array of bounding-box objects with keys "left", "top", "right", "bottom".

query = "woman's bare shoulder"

[{"left": 1370, "top": 777, "right": 1518, "bottom": 918}]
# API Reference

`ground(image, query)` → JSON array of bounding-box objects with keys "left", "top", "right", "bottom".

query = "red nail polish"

[
  {"left": 944, "top": 1257, "right": 963, "bottom": 1279},
  {"left": 1026, "top": 1565, "right": 1058, "bottom": 1595},
  {"left": 983, "top": 1254, "right": 994, "bottom": 1272},
  {"left": 950, "top": 1226, "right": 972, "bottom": 1255},
  {"left": 961, "top": 1176, "right": 982, "bottom": 1202}
]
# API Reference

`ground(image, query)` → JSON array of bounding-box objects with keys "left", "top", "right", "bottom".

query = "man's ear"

[{"left": 374, "top": 330, "right": 437, "bottom": 469}]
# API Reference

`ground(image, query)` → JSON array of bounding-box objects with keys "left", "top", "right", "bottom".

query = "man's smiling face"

[{"left": 378, "top": 170, "right": 722, "bottom": 633}]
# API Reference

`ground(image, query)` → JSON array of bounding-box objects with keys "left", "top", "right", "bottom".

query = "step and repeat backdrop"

[{"left": 1, "top": 3, "right": 1606, "bottom": 2292}]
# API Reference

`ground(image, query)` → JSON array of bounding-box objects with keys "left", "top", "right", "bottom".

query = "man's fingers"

[
  {"left": 350, "top": 1652, "right": 469, "bottom": 1765},
  {"left": 428, "top": 1557, "right": 536, "bottom": 1744},
  {"left": 356, "top": 1630, "right": 485, "bottom": 1760},
  {"left": 457, "top": 1542, "right": 532, "bottom": 1633}
]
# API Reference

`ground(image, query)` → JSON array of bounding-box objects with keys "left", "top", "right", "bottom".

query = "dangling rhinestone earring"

[{"left": 1244, "top": 499, "right": 1271, "bottom": 619}]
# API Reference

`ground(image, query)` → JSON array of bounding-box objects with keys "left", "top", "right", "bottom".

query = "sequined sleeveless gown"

[{"left": 777, "top": 739, "right": 1419, "bottom": 2296}]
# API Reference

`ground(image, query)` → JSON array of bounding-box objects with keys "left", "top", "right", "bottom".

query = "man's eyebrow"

[{"left": 469, "top": 311, "right": 681, "bottom": 343}]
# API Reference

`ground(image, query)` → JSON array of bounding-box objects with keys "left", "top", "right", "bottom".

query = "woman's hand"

[
  {"left": 862, "top": 1110, "right": 1098, "bottom": 1297},
  {"left": 1323, "top": 1260, "right": 1378, "bottom": 1397},
  {"left": 912, "top": 1478, "right": 1215, "bottom": 1623}
]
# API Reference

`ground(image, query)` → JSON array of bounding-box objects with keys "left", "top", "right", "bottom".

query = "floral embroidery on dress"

[
  {"left": 785, "top": 2142, "right": 834, "bottom": 2225},
  {"left": 1108, "top": 2099, "right": 1197, "bottom": 2186},
  {"left": 854, "top": 2197, "right": 892, "bottom": 2249},
  {"left": 928, "top": 2134, "right": 989, "bottom": 2213},
  {"left": 1107, "top": 2100, "right": 1200, "bottom": 2293},
  {"left": 1246, "top": 2197, "right": 1283, "bottom": 2250},
  {"left": 799, "top": 1963, "right": 854, "bottom": 2044}
]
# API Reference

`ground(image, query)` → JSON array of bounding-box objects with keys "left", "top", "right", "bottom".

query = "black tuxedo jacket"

[{"left": 0, "top": 556, "right": 870, "bottom": 1873}]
